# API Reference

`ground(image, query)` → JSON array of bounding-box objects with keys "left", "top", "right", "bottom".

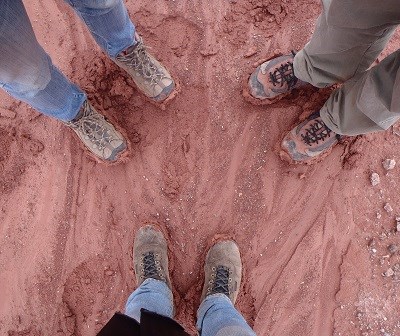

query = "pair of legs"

[
  {"left": 126, "top": 226, "right": 256, "bottom": 336},
  {"left": 248, "top": 0, "right": 400, "bottom": 163},
  {"left": 0, "top": 0, "right": 175, "bottom": 162}
]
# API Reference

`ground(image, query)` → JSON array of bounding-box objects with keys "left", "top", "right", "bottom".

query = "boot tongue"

[
  {"left": 71, "top": 103, "right": 86, "bottom": 122},
  {"left": 119, "top": 40, "right": 140, "bottom": 56}
]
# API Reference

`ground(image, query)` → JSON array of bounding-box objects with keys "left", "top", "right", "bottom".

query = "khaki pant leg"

[
  {"left": 320, "top": 49, "right": 400, "bottom": 135},
  {"left": 293, "top": 0, "right": 397, "bottom": 88}
]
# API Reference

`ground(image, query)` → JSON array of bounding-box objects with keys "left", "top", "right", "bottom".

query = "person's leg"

[
  {"left": 293, "top": 0, "right": 398, "bottom": 88},
  {"left": 0, "top": 0, "right": 127, "bottom": 162},
  {"left": 320, "top": 49, "right": 400, "bottom": 135},
  {"left": 126, "top": 225, "right": 174, "bottom": 322},
  {"left": 197, "top": 240, "right": 256, "bottom": 336},
  {"left": 64, "top": 0, "right": 135, "bottom": 58},
  {"left": 247, "top": 0, "right": 398, "bottom": 101},
  {"left": 125, "top": 278, "right": 174, "bottom": 322},
  {"left": 65, "top": 0, "right": 175, "bottom": 102},
  {"left": 0, "top": 0, "right": 85, "bottom": 121},
  {"left": 197, "top": 294, "right": 256, "bottom": 336},
  {"left": 279, "top": 50, "right": 400, "bottom": 163}
]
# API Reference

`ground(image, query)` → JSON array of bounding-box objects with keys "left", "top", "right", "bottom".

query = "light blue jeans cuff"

[
  {"left": 197, "top": 294, "right": 256, "bottom": 336},
  {"left": 125, "top": 278, "right": 174, "bottom": 323}
]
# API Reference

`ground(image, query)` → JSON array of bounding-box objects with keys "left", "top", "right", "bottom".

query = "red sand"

[{"left": 1, "top": 1, "right": 400, "bottom": 335}]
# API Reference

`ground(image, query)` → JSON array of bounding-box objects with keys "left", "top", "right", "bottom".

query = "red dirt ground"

[{"left": 1, "top": 1, "right": 400, "bottom": 335}]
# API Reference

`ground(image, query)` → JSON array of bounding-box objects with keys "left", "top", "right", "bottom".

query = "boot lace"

[
  {"left": 116, "top": 39, "right": 165, "bottom": 88},
  {"left": 269, "top": 50, "right": 298, "bottom": 90},
  {"left": 269, "top": 61, "right": 298, "bottom": 90},
  {"left": 67, "top": 101, "right": 114, "bottom": 151},
  {"left": 301, "top": 118, "right": 333, "bottom": 146},
  {"left": 140, "top": 252, "right": 164, "bottom": 280},
  {"left": 207, "top": 265, "right": 231, "bottom": 296}
]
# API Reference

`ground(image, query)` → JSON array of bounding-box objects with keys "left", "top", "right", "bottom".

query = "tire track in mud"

[{"left": 251, "top": 168, "right": 357, "bottom": 335}]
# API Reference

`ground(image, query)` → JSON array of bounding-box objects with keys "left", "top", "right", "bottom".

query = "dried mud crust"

[
  {"left": 144, "top": 74, "right": 181, "bottom": 112},
  {"left": 221, "top": 0, "right": 290, "bottom": 45},
  {"left": 277, "top": 137, "right": 340, "bottom": 166}
]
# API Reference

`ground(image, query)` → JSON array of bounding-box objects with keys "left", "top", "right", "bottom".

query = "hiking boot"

[
  {"left": 248, "top": 52, "right": 305, "bottom": 100},
  {"left": 281, "top": 111, "right": 340, "bottom": 163},
  {"left": 133, "top": 225, "right": 171, "bottom": 289},
  {"left": 65, "top": 100, "right": 127, "bottom": 162},
  {"left": 200, "top": 240, "right": 242, "bottom": 304},
  {"left": 114, "top": 36, "right": 175, "bottom": 102}
]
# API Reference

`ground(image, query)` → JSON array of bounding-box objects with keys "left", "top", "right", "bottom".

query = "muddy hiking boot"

[
  {"left": 114, "top": 36, "right": 175, "bottom": 102},
  {"left": 248, "top": 52, "right": 305, "bottom": 100},
  {"left": 133, "top": 225, "right": 172, "bottom": 289},
  {"left": 200, "top": 240, "right": 242, "bottom": 304},
  {"left": 65, "top": 100, "right": 127, "bottom": 162},
  {"left": 281, "top": 111, "right": 341, "bottom": 163}
]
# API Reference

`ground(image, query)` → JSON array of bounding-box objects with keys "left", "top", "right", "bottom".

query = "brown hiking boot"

[
  {"left": 200, "top": 240, "right": 242, "bottom": 304},
  {"left": 65, "top": 100, "right": 127, "bottom": 162},
  {"left": 114, "top": 36, "right": 175, "bottom": 102},
  {"left": 133, "top": 225, "right": 171, "bottom": 289},
  {"left": 248, "top": 52, "right": 305, "bottom": 100},
  {"left": 281, "top": 111, "right": 340, "bottom": 163}
]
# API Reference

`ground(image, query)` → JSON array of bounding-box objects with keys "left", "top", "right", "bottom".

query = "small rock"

[
  {"left": 105, "top": 270, "right": 114, "bottom": 276},
  {"left": 84, "top": 278, "right": 91, "bottom": 284},
  {"left": 376, "top": 212, "right": 382, "bottom": 219},
  {"left": 370, "top": 172, "right": 380, "bottom": 186},
  {"left": 384, "top": 203, "right": 393, "bottom": 213},
  {"left": 396, "top": 217, "right": 400, "bottom": 232},
  {"left": 382, "top": 159, "right": 396, "bottom": 170},
  {"left": 388, "top": 244, "right": 398, "bottom": 254},
  {"left": 384, "top": 268, "right": 394, "bottom": 277}
]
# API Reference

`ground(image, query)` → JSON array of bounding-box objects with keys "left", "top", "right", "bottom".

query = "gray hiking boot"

[
  {"left": 281, "top": 111, "right": 340, "bottom": 163},
  {"left": 133, "top": 225, "right": 171, "bottom": 289},
  {"left": 114, "top": 36, "right": 175, "bottom": 102},
  {"left": 65, "top": 100, "right": 127, "bottom": 162},
  {"left": 200, "top": 240, "right": 242, "bottom": 304},
  {"left": 248, "top": 52, "right": 305, "bottom": 100}
]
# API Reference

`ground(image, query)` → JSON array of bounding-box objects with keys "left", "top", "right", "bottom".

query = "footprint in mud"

[
  {"left": 21, "top": 134, "right": 45, "bottom": 156},
  {"left": 156, "top": 16, "right": 202, "bottom": 58},
  {"left": 221, "top": 0, "right": 289, "bottom": 45},
  {"left": 58, "top": 256, "right": 122, "bottom": 335},
  {"left": 0, "top": 127, "right": 27, "bottom": 194}
]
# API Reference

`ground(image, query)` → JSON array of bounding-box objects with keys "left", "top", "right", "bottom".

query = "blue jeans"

[
  {"left": 125, "top": 279, "right": 257, "bottom": 336},
  {"left": 0, "top": 0, "right": 135, "bottom": 121}
]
